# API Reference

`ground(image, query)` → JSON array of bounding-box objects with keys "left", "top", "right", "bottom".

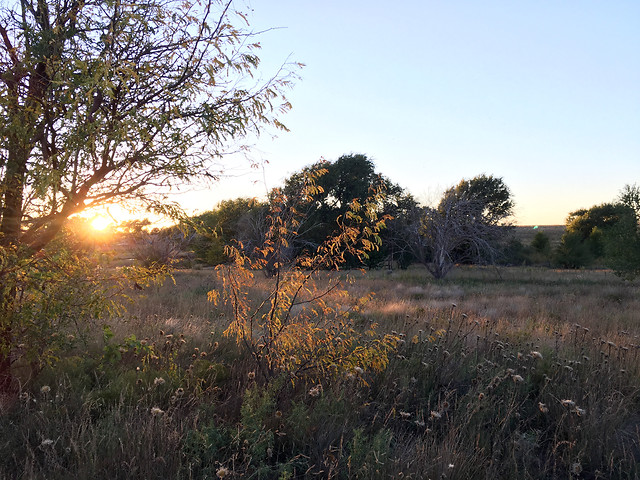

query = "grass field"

[
  {"left": 2, "top": 265, "right": 640, "bottom": 479},
  {"left": 513, "top": 225, "right": 566, "bottom": 248}
]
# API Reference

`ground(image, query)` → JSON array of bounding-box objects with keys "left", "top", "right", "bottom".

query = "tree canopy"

[
  {"left": 0, "top": 0, "right": 297, "bottom": 253},
  {"left": 0, "top": 0, "right": 297, "bottom": 392},
  {"left": 407, "top": 174, "right": 514, "bottom": 279}
]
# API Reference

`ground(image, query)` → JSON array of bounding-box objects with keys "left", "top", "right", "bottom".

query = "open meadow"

[{"left": 2, "top": 265, "right": 640, "bottom": 479}]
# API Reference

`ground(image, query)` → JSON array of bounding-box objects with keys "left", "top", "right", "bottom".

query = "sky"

[{"left": 177, "top": 0, "right": 640, "bottom": 226}]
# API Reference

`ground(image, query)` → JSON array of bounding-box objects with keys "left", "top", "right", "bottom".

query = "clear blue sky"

[{"left": 180, "top": 0, "right": 640, "bottom": 225}]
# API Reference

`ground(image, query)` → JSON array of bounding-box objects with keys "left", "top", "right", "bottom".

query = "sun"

[{"left": 90, "top": 216, "right": 112, "bottom": 231}]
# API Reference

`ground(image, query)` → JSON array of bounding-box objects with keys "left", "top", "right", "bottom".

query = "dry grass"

[{"left": 3, "top": 264, "right": 640, "bottom": 479}]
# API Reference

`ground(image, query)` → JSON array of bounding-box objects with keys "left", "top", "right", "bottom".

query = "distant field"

[{"left": 513, "top": 224, "right": 565, "bottom": 247}]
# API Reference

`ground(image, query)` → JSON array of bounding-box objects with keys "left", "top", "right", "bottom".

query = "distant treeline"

[{"left": 151, "top": 154, "right": 639, "bottom": 280}]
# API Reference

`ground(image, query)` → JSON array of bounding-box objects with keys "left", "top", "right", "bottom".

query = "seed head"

[{"left": 308, "top": 385, "right": 322, "bottom": 397}]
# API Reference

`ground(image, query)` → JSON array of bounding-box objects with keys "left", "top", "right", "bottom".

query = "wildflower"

[
  {"left": 512, "top": 374, "right": 524, "bottom": 383},
  {"left": 561, "top": 399, "right": 576, "bottom": 408},
  {"left": 19, "top": 392, "right": 29, "bottom": 401},
  {"left": 571, "top": 462, "right": 582, "bottom": 475},
  {"left": 429, "top": 410, "right": 442, "bottom": 420},
  {"left": 399, "top": 411, "right": 411, "bottom": 419},
  {"left": 478, "top": 392, "right": 485, "bottom": 401},
  {"left": 151, "top": 406, "right": 164, "bottom": 415},
  {"left": 247, "top": 371, "right": 256, "bottom": 380},
  {"left": 441, "top": 400, "right": 450, "bottom": 410},
  {"left": 175, "top": 387, "right": 185, "bottom": 396},
  {"left": 308, "top": 385, "right": 322, "bottom": 397},
  {"left": 354, "top": 366, "right": 364, "bottom": 375},
  {"left": 415, "top": 419, "right": 425, "bottom": 427},
  {"left": 216, "top": 466, "right": 230, "bottom": 478},
  {"left": 530, "top": 351, "right": 543, "bottom": 360},
  {"left": 41, "top": 439, "right": 54, "bottom": 447},
  {"left": 517, "top": 352, "right": 523, "bottom": 360},
  {"left": 153, "top": 377, "right": 165, "bottom": 386},
  {"left": 574, "top": 407, "right": 586, "bottom": 416},
  {"left": 200, "top": 351, "right": 207, "bottom": 357},
  {"left": 538, "top": 402, "right": 548, "bottom": 413},
  {"left": 140, "top": 340, "right": 148, "bottom": 346},
  {"left": 448, "top": 463, "right": 455, "bottom": 469},
  {"left": 275, "top": 410, "right": 283, "bottom": 418},
  {"left": 40, "top": 385, "right": 51, "bottom": 394}
]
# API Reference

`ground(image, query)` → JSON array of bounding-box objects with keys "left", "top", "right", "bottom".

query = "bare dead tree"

[{"left": 409, "top": 193, "right": 511, "bottom": 279}]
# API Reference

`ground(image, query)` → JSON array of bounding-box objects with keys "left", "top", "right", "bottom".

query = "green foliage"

[
  {"left": 531, "top": 231, "right": 551, "bottom": 255},
  {"left": 348, "top": 427, "right": 393, "bottom": 479},
  {"left": 189, "top": 198, "right": 268, "bottom": 265},
  {"left": 555, "top": 231, "right": 593, "bottom": 268},
  {"left": 619, "top": 183, "right": 640, "bottom": 221},
  {"left": 557, "top": 203, "right": 635, "bottom": 268},
  {"left": 605, "top": 212, "right": 640, "bottom": 280},
  {"left": 281, "top": 154, "right": 410, "bottom": 267},
  {"left": 446, "top": 173, "right": 515, "bottom": 222},
  {"left": 0, "top": 0, "right": 298, "bottom": 391}
]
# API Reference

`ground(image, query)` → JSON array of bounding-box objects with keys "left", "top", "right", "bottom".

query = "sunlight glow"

[{"left": 90, "top": 216, "right": 112, "bottom": 231}]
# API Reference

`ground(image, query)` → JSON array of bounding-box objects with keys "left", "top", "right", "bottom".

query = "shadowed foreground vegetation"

[{"left": 2, "top": 266, "right": 640, "bottom": 479}]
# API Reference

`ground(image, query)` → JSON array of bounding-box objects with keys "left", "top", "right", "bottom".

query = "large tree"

[
  {"left": 0, "top": 0, "right": 296, "bottom": 391},
  {"left": 283, "top": 154, "right": 392, "bottom": 255},
  {"left": 411, "top": 175, "right": 514, "bottom": 279}
]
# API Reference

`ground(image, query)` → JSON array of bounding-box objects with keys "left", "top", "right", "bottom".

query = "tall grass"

[{"left": 2, "top": 266, "right": 639, "bottom": 479}]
